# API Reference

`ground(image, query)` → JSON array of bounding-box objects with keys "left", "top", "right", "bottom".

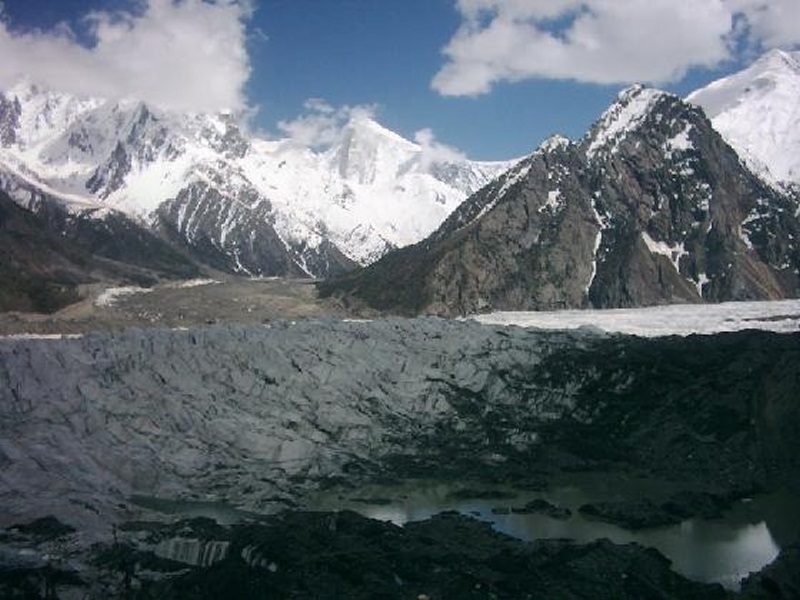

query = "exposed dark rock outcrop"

[
  {"left": 512, "top": 498, "right": 572, "bottom": 519},
  {"left": 10, "top": 516, "right": 76, "bottom": 540},
  {"left": 321, "top": 87, "right": 800, "bottom": 316},
  {"left": 0, "top": 182, "right": 200, "bottom": 312},
  {"left": 0, "top": 190, "right": 92, "bottom": 312},
  {"left": 0, "top": 94, "right": 21, "bottom": 147},
  {"left": 0, "top": 192, "right": 189, "bottom": 313},
  {"left": 156, "top": 180, "right": 356, "bottom": 277},
  {"left": 740, "top": 545, "right": 800, "bottom": 599},
  {"left": 135, "top": 511, "right": 728, "bottom": 600},
  {"left": 661, "top": 490, "right": 731, "bottom": 520},
  {"left": 579, "top": 499, "right": 681, "bottom": 529},
  {"left": 33, "top": 195, "right": 200, "bottom": 281}
]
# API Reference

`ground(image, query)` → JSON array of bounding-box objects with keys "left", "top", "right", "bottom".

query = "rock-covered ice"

[{"left": 0, "top": 319, "right": 584, "bottom": 528}]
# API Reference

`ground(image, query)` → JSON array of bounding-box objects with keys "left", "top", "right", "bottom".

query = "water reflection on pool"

[{"left": 308, "top": 477, "right": 794, "bottom": 591}]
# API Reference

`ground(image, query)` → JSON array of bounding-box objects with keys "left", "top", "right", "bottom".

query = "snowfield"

[
  {"left": 0, "top": 82, "right": 514, "bottom": 271},
  {"left": 688, "top": 49, "right": 800, "bottom": 189},
  {"left": 471, "top": 299, "right": 800, "bottom": 337}
]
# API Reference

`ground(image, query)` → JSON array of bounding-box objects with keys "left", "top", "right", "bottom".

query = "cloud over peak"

[
  {"left": 277, "top": 99, "right": 380, "bottom": 149},
  {"left": 433, "top": 0, "right": 800, "bottom": 96},
  {"left": 0, "top": 0, "right": 253, "bottom": 113}
]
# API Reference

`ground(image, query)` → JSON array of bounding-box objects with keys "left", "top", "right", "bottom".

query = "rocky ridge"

[
  {"left": 321, "top": 85, "right": 800, "bottom": 316},
  {"left": 0, "top": 187, "right": 199, "bottom": 312}
]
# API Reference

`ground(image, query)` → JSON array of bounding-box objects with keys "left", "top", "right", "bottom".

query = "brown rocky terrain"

[
  {"left": 0, "top": 276, "right": 345, "bottom": 336},
  {"left": 320, "top": 87, "right": 800, "bottom": 316}
]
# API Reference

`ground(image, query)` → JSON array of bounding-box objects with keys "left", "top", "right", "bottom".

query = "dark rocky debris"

[
  {"left": 122, "top": 511, "right": 729, "bottom": 600},
  {"left": 579, "top": 499, "right": 681, "bottom": 530},
  {"left": 1, "top": 322, "right": 798, "bottom": 598}
]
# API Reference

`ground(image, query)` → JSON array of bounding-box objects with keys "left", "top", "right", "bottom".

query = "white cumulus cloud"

[
  {"left": 0, "top": 0, "right": 252, "bottom": 113},
  {"left": 414, "top": 128, "right": 467, "bottom": 168},
  {"left": 278, "top": 101, "right": 472, "bottom": 165},
  {"left": 277, "top": 99, "right": 379, "bottom": 149},
  {"left": 433, "top": 0, "right": 800, "bottom": 96}
]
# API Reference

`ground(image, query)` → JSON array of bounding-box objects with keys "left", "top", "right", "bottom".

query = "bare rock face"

[
  {"left": 156, "top": 180, "right": 356, "bottom": 278},
  {"left": 0, "top": 189, "right": 198, "bottom": 312},
  {"left": 0, "top": 94, "right": 21, "bottom": 147},
  {"left": 322, "top": 87, "right": 800, "bottom": 316}
]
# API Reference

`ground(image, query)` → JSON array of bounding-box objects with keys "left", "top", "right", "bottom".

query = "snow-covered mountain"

[
  {"left": 0, "top": 82, "right": 512, "bottom": 277},
  {"left": 688, "top": 49, "right": 800, "bottom": 189},
  {"left": 323, "top": 85, "right": 800, "bottom": 315}
]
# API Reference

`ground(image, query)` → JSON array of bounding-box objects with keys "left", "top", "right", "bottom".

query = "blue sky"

[{"left": 1, "top": 0, "right": 798, "bottom": 160}]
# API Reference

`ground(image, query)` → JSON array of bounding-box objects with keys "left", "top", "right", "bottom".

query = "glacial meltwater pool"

[
  {"left": 305, "top": 474, "right": 800, "bottom": 591},
  {"left": 130, "top": 473, "right": 799, "bottom": 591}
]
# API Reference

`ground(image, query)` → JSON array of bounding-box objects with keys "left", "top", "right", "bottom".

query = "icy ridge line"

[{"left": 0, "top": 82, "right": 515, "bottom": 271}]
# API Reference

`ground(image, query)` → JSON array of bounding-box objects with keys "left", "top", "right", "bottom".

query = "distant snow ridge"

[
  {"left": 0, "top": 82, "right": 513, "bottom": 276},
  {"left": 688, "top": 49, "right": 800, "bottom": 189}
]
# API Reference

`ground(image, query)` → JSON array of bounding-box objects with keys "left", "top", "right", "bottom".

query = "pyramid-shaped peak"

[
  {"left": 342, "top": 113, "right": 417, "bottom": 151},
  {"left": 687, "top": 48, "right": 800, "bottom": 185},
  {"left": 615, "top": 84, "right": 670, "bottom": 106},
  {"left": 584, "top": 85, "right": 673, "bottom": 159}
]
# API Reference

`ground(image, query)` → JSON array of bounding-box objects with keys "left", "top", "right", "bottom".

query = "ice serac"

[
  {"left": 322, "top": 85, "right": 800, "bottom": 316},
  {"left": 688, "top": 49, "right": 800, "bottom": 189},
  {"left": 0, "top": 83, "right": 512, "bottom": 277}
]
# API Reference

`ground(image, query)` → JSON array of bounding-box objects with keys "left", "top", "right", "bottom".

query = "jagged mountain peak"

[
  {"left": 0, "top": 80, "right": 511, "bottom": 278},
  {"left": 753, "top": 47, "right": 800, "bottom": 77},
  {"left": 343, "top": 113, "right": 417, "bottom": 150},
  {"left": 322, "top": 79, "right": 800, "bottom": 316},
  {"left": 2, "top": 82, "right": 105, "bottom": 151},
  {"left": 538, "top": 134, "right": 574, "bottom": 154},
  {"left": 328, "top": 115, "right": 418, "bottom": 184},
  {"left": 583, "top": 85, "right": 674, "bottom": 159},
  {"left": 434, "top": 134, "right": 583, "bottom": 237},
  {"left": 2, "top": 81, "right": 245, "bottom": 144}
]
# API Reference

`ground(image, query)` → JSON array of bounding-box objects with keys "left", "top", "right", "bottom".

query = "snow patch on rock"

[
  {"left": 586, "top": 86, "right": 666, "bottom": 159},
  {"left": 641, "top": 231, "right": 687, "bottom": 274},
  {"left": 94, "top": 286, "right": 153, "bottom": 307}
]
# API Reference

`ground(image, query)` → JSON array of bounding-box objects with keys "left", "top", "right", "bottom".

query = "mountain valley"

[
  {"left": 2, "top": 51, "right": 800, "bottom": 318},
  {"left": 0, "top": 83, "right": 510, "bottom": 283},
  {"left": 322, "top": 84, "right": 800, "bottom": 316},
  {"left": 2, "top": 49, "right": 800, "bottom": 600}
]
